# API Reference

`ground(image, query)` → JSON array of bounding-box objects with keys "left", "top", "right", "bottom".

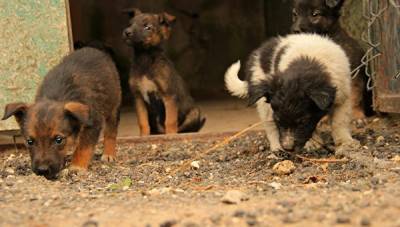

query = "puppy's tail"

[{"left": 224, "top": 61, "right": 248, "bottom": 98}]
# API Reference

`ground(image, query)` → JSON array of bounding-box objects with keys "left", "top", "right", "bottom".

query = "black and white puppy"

[{"left": 225, "top": 33, "right": 359, "bottom": 152}]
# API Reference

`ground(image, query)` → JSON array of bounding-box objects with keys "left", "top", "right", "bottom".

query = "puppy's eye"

[
  {"left": 26, "top": 138, "right": 35, "bottom": 146},
  {"left": 312, "top": 10, "right": 322, "bottom": 17},
  {"left": 292, "top": 10, "right": 298, "bottom": 17},
  {"left": 54, "top": 136, "right": 65, "bottom": 145},
  {"left": 144, "top": 24, "right": 152, "bottom": 30}
]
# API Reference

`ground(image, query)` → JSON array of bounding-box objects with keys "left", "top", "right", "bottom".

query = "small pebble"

[
  {"left": 190, "top": 161, "right": 200, "bottom": 170},
  {"left": 246, "top": 219, "right": 258, "bottom": 226},
  {"left": 376, "top": 136, "right": 385, "bottom": 144},
  {"left": 269, "top": 182, "right": 282, "bottom": 190},
  {"left": 210, "top": 214, "right": 222, "bottom": 224},
  {"left": 336, "top": 215, "right": 351, "bottom": 224},
  {"left": 160, "top": 219, "right": 177, "bottom": 227},
  {"left": 273, "top": 160, "right": 295, "bottom": 175},
  {"left": 221, "top": 190, "right": 248, "bottom": 204},
  {"left": 82, "top": 220, "right": 98, "bottom": 227},
  {"left": 372, "top": 118, "right": 380, "bottom": 123},
  {"left": 233, "top": 210, "right": 246, "bottom": 217},
  {"left": 360, "top": 217, "right": 371, "bottom": 226}
]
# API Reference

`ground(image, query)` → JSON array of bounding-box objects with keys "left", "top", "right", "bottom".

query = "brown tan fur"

[
  {"left": 2, "top": 47, "right": 121, "bottom": 179},
  {"left": 122, "top": 8, "right": 205, "bottom": 135}
]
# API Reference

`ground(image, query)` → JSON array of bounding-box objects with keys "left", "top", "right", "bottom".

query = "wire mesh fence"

[{"left": 361, "top": 0, "right": 400, "bottom": 112}]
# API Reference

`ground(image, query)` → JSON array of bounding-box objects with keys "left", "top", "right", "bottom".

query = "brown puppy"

[
  {"left": 291, "top": 0, "right": 372, "bottom": 125},
  {"left": 122, "top": 8, "right": 205, "bottom": 136},
  {"left": 2, "top": 47, "right": 121, "bottom": 179}
]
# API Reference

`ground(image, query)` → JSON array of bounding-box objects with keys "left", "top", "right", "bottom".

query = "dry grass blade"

[
  {"left": 296, "top": 154, "right": 349, "bottom": 163},
  {"left": 158, "top": 121, "right": 264, "bottom": 183}
]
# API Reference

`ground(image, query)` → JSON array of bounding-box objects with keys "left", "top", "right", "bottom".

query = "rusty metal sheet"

[
  {"left": 371, "top": 1, "right": 400, "bottom": 113},
  {"left": 0, "top": 0, "right": 70, "bottom": 131}
]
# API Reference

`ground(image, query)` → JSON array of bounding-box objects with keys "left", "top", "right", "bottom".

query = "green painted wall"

[{"left": 0, "top": 0, "right": 70, "bottom": 131}]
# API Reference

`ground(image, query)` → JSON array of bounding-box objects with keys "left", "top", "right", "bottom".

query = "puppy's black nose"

[
  {"left": 292, "top": 28, "right": 302, "bottom": 34},
  {"left": 35, "top": 165, "right": 50, "bottom": 176},
  {"left": 124, "top": 30, "right": 133, "bottom": 37}
]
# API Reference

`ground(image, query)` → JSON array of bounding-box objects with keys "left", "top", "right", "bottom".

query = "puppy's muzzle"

[{"left": 281, "top": 131, "right": 295, "bottom": 151}]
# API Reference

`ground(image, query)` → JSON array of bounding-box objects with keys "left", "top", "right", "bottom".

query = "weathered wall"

[
  {"left": 0, "top": 0, "right": 70, "bottom": 131},
  {"left": 341, "top": 0, "right": 368, "bottom": 49}
]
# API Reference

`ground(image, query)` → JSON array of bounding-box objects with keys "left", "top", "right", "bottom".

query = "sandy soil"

[{"left": 1, "top": 116, "right": 400, "bottom": 227}]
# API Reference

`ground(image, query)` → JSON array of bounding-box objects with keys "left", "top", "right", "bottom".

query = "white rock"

[
  {"left": 191, "top": 161, "right": 200, "bottom": 170},
  {"left": 269, "top": 182, "right": 282, "bottom": 190}
]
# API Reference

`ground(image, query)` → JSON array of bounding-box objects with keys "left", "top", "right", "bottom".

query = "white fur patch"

[
  {"left": 224, "top": 60, "right": 249, "bottom": 98},
  {"left": 138, "top": 76, "right": 158, "bottom": 103},
  {"left": 250, "top": 51, "right": 271, "bottom": 84},
  {"left": 276, "top": 34, "right": 351, "bottom": 106}
]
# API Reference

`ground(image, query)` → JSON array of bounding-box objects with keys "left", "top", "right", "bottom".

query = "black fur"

[
  {"left": 249, "top": 56, "right": 336, "bottom": 151},
  {"left": 291, "top": 0, "right": 373, "bottom": 117},
  {"left": 258, "top": 38, "right": 279, "bottom": 76}
]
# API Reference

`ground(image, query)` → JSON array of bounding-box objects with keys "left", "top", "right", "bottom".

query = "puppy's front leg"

[
  {"left": 71, "top": 126, "right": 101, "bottom": 171},
  {"left": 331, "top": 99, "right": 359, "bottom": 150},
  {"left": 135, "top": 95, "right": 150, "bottom": 136},
  {"left": 256, "top": 100, "right": 282, "bottom": 152},
  {"left": 162, "top": 95, "right": 178, "bottom": 134}
]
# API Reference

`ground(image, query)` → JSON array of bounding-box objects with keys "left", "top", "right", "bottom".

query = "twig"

[
  {"left": 158, "top": 121, "right": 264, "bottom": 183},
  {"left": 296, "top": 154, "right": 349, "bottom": 163}
]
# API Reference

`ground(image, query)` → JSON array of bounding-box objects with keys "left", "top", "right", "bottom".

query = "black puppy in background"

[{"left": 291, "top": 0, "right": 372, "bottom": 126}]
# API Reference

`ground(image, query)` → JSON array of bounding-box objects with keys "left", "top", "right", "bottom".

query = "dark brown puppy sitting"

[
  {"left": 122, "top": 8, "right": 205, "bottom": 135},
  {"left": 291, "top": 0, "right": 372, "bottom": 126},
  {"left": 2, "top": 47, "right": 121, "bottom": 179}
]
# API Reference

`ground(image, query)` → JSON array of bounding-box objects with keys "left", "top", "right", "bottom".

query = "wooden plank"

[
  {"left": 372, "top": 1, "right": 400, "bottom": 113},
  {"left": 0, "top": 0, "right": 70, "bottom": 131}
]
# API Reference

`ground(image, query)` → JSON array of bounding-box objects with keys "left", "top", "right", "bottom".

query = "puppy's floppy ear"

[
  {"left": 2, "top": 102, "right": 29, "bottom": 127},
  {"left": 159, "top": 12, "right": 176, "bottom": 26},
  {"left": 248, "top": 80, "right": 273, "bottom": 106},
  {"left": 64, "top": 102, "right": 92, "bottom": 126},
  {"left": 159, "top": 12, "right": 176, "bottom": 40},
  {"left": 325, "top": 0, "right": 345, "bottom": 9},
  {"left": 307, "top": 86, "right": 336, "bottom": 111},
  {"left": 122, "top": 8, "right": 141, "bottom": 18}
]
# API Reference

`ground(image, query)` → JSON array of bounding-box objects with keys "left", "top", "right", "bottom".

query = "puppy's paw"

[
  {"left": 352, "top": 118, "right": 368, "bottom": 128},
  {"left": 335, "top": 139, "right": 361, "bottom": 157},
  {"left": 101, "top": 154, "right": 116, "bottom": 162},
  {"left": 59, "top": 166, "right": 87, "bottom": 180},
  {"left": 270, "top": 144, "right": 283, "bottom": 152},
  {"left": 304, "top": 139, "right": 322, "bottom": 151}
]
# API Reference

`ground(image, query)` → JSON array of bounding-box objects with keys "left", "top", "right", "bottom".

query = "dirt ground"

[{"left": 1, "top": 115, "right": 400, "bottom": 227}]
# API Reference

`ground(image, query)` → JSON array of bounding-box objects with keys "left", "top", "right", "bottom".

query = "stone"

[{"left": 273, "top": 160, "right": 296, "bottom": 175}]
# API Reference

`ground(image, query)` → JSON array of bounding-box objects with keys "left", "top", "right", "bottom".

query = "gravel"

[{"left": 0, "top": 117, "right": 399, "bottom": 226}]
